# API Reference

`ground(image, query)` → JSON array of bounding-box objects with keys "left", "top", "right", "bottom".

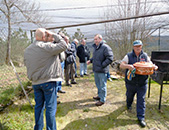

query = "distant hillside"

[
  {"left": 85, "top": 36, "right": 169, "bottom": 58},
  {"left": 86, "top": 42, "right": 93, "bottom": 53},
  {"left": 146, "top": 36, "right": 169, "bottom": 50}
]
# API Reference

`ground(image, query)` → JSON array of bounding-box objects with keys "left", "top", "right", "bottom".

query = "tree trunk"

[{"left": 5, "top": 9, "right": 11, "bottom": 65}]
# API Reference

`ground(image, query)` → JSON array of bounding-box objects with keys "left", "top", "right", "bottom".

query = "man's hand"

[
  {"left": 87, "top": 60, "right": 91, "bottom": 65},
  {"left": 153, "top": 64, "right": 158, "bottom": 71},
  {"left": 120, "top": 61, "right": 135, "bottom": 71},
  {"left": 45, "top": 30, "right": 54, "bottom": 38},
  {"left": 128, "top": 64, "right": 135, "bottom": 71}
]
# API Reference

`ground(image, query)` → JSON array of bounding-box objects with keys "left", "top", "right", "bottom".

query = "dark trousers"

[
  {"left": 65, "top": 63, "right": 75, "bottom": 84},
  {"left": 126, "top": 83, "right": 147, "bottom": 120}
]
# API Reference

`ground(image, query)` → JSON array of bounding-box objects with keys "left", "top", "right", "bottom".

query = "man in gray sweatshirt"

[{"left": 24, "top": 28, "right": 67, "bottom": 130}]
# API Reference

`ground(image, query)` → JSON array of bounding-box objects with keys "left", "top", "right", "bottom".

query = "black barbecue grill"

[{"left": 148, "top": 50, "right": 169, "bottom": 110}]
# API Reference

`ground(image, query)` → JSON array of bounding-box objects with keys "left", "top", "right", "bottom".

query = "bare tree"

[
  {"left": 0, "top": 0, "right": 47, "bottom": 65},
  {"left": 103, "top": 0, "right": 165, "bottom": 59}
]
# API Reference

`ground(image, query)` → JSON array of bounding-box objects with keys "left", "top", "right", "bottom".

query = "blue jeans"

[
  {"left": 33, "top": 82, "right": 58, "bottom": 130},
  {"left": 74, "top": 61, "right": 77, "bottom": 76},
  {"left": 57, "top": 81, "right": 62, "bottom": 91},
  {"left": 94, "top": 72, "right": 107, "bottom": 103},
  {"left": 57, "top": 61, "right": 65, "bottom": 91},
  {"left": 126, "top": 83, "right": 147, "bottom": 120},
  {"left": 107, "top": 71, "right": 110, "bottom": 79},
  {"left": 80, "top": 61, "right": 87, "bottom": 76}
]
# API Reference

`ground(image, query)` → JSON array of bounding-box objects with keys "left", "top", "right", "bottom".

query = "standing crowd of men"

[{"left": 24, "top": 28, "right": 157, "bottom": 129}]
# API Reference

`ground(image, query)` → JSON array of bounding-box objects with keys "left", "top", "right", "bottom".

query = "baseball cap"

[
  {"left": 133, "top": 40, "right": 143, "bottom": 46},
  {"left": 73, "top": 39, "right": 79, "bottom": 44}
]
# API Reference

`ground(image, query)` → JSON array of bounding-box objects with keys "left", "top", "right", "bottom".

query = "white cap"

[{"left": 73, "top": 39, "right": 79, "bottom": 44}]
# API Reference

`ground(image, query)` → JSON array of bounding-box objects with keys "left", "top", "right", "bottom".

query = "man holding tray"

[{"left": 120, "top": 40, "right": 158, "bottom": 127}]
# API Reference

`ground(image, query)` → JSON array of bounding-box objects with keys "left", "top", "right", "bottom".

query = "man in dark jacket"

[
  {"left": 77, "top": 39, "right": 90, "bottom": 77},
  {"left": 87, "top": 34, "right": 113, "bottom": 106}
]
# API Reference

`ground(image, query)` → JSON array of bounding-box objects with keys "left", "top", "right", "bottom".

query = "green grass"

[
  {"left": 0, "top": 81, "right": 32, "bottom": 107},
  {"left": 0, "top": 86, "right": 15, "bottom": 105},
  {"left": 1, "top": 66, "right": 169, "bottom": 130}
]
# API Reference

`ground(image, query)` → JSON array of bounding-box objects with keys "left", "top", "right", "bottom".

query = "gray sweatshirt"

[{"left": 24, "top": 34, "right": 68, "bottom": 85}]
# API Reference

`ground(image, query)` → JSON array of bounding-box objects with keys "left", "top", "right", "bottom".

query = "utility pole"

[{"left": 158, "top": 27, "right": 161, "bottom": 51}]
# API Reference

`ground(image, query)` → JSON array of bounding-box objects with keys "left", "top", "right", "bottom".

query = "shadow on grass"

[
  {"left": 0, "top": 103, "right": 34, "bottom": 115},
  {"left": 146, "top": 101, "right": 169, "bottom": 121},
  {"left": 62, "top": 105, "right": 136, "bottom": 130},
  {"left": 56, "top": 98, "right": 96, "bottom": 117},
  {"left": 0, "top": 81, "right": 32, "bottom": 112},
  {"left": 0, "top": 121, "right": 9, "bottom": 130},
  {"left": 60, "top": 102, "right": 169, "bottom": 130},
  {"left": 0, "top": 90, "right": 34, "bottom": 114},
  {"left": 57, "top": 98, "right": 169, "bottom": 130}
]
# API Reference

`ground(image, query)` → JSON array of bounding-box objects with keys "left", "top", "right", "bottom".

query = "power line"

[
  {"left": 46, "top": 15, "right": 103, "bottom": 19},
  {"left": 6, "top": 0, "right": 167, "bottom": 13},
  {"left": 31, "top": 11, "right": 169, "bottom": 32}
]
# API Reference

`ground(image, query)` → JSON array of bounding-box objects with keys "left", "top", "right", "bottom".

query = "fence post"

[{"left": 10, "top": 60, "right": 33, "bottom": 108}]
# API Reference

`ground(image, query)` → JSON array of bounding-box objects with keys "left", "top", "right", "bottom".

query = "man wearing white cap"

[{"left": 71, "top": 39, "right": 79, "bottom": 79}]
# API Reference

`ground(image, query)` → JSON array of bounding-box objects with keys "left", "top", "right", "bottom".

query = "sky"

[
  {"left": 0, "top": 0, "right": 110, "bottom": 41},
  {"left": 29, "top": 0, "right": 169, "bottom": 39},
  {"left": 1, "top": 0, "right": 169, "bottom": 40},
  {"left": 29, "top": 0, "right": 109, "bottom": 39}
]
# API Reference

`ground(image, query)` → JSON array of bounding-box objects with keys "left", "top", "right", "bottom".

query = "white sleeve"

[
  {"left": 121, "top": 55, "right": 128, "bottom": 63},
  {"left": 147, "top": 56, "right": 153, "bottom": 64}
]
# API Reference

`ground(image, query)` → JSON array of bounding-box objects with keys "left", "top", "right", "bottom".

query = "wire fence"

[
  {"left": 0, "top": 28, "right": 32, "bottom": 110},
  {"left": 0, "top": 62, "right": 31, "bottom": 111},
  {"left": 0, "top": 22, "right": 169, "bottom": 110}
]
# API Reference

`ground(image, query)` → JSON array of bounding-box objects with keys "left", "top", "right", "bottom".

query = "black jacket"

[{"left": 77, "top": 44, "right": 90, "bottom": 63}]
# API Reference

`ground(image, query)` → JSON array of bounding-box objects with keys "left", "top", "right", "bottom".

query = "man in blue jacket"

[{"left": 87, "top": 34, "right": 113, "bottom": 106}]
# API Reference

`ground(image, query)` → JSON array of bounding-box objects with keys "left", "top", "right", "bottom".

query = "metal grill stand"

[
  {"left": 148, "top": 71, "right": 169, "bottom": 110},
  {"left": 148, "top": 51, "right": 169, "bottom": 110}
]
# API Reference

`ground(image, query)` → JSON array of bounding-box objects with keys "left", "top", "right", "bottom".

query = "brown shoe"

[
  {"left": 58, "top": 90, "right": 66, "bottom": 93},
  {"left": 57, "top": 101, "right": 61, "bottom": 104},
  {"left": 93, "top": 96, "right": 100, "bottom": 100},
  {"left": 95, "top": 101, "right": 104, "bottom": 106}
]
